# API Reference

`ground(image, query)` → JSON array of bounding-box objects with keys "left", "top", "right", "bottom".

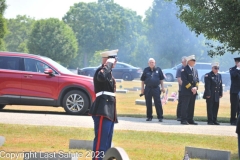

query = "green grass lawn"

[
  {"left": 0, "top": 124, "right": 238, "bottom": 160},
  {"left": 1, "top": 81, "right": 238, "bottom": 159}
]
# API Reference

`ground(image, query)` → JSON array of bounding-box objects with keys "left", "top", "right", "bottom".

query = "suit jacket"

[
  {"left": 88, "top": 62, "right": 118, "bottom": 123},
  {"left": 203, "top": 71, "right": 223, "bottom": 102},
  {"left": 230, "top": 66, "right": 240, "bottom": 94},
  {"left": 181, "top": 65, "right": 199, "bottom": 95}
]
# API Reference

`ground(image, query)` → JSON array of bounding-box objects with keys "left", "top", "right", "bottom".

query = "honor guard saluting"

[
  {"left": 203, "top": 62, "right": 222, "bottom": 125},
  {"left": 88, "top": 49, "right": 118, "bottom": 160},
  {"left": 229, "top": 57, "right": 240, "bottom": 125},
  {"left": 140, "top": 58, "right": 165, "bottom": 122},
  {"left": 180, "top": 55, "right": 199, "bottom": 125}
]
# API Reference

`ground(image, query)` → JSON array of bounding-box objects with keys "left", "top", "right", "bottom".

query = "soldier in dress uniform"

[
  {"left": 203, "top": 62, "right": 223, "bottom": 125},
  {"left": 180, "top": 55, "right": 199, "bottom": 125},
  {"left": 229, "top": 57, "right": 240, "bottom": 125},
  {"left": 88, "top": 49, "right": 118, "bottom": 160}
]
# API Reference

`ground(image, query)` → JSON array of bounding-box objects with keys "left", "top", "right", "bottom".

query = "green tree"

[
  {"left": 176, "top": 0, "right": 240, "bottom": 57},
  {"left": 28, "top": 18, "right": 78, "bottom": 66},
  {"left": 4, "top": 15, "right": 35, "bottom": 52},
  {"left": 63, "top": 1, "right": 148, "bottom": 68},
  {"left": 0, "top": 0, "right": 7, "bottom": 50},
  {"left": 145, "top": 0, "right": 208, "bottom": 68}
]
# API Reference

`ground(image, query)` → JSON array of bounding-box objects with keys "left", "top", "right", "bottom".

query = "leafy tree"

[
  {"left": 4, "top": 15, "right": 35, "bottom": 52},
  {"left": 145, "top": 0, "right": 208, "bottom": 68},
  {"left": 28, "top": 18, "right": 78, "bottom": 66},
  {"left": 63, "top": 1, "right": 148, "bottom": 68},
  {"left": 0, "top": 0, "right": 6, "bottom": 50},
  {"left": 176, "top": 0, "right": 240, "bottom": 57}
]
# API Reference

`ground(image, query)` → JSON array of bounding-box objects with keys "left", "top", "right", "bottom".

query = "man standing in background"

[
  {"left": 229, "top": 57, "right": 240, "bottom": 125},
  {"left": 180, "top": 55, "right": 199, "bottom": 125},
  {"left": 176, "top": 56, "right": 187, "bottom": 121},
  {"left": 141, "top": 58, "right": 165, "bottom": 122},
  {"left": 203, "top": 62, "right": 222, "bottom": 125}
]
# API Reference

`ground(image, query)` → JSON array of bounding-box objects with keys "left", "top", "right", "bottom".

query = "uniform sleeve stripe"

[{"left": 186, "top": 83, "right": 191, "bottom": 89}]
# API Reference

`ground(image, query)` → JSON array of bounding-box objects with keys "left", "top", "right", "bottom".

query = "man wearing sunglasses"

[
  {"left": 203, "top": 62, "right": 223, "bottom": 125},
  {"left": 229, "top": 57, "right": 240, "bottom": 125}
]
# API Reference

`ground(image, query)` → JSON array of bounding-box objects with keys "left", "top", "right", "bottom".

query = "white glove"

[
  {"left": 106, "top": 58, "right": 115, "bottom": 64},
  {"left": 237, "top": 67, "right": 240, "bottom": 70}
]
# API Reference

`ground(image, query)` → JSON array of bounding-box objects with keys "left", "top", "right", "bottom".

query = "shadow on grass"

[
  {"left": 0, "top": 109, "right": 89, "bottom": 116},
  {"left": 118, "top": 114, "right": 231, "bottom": 123}
]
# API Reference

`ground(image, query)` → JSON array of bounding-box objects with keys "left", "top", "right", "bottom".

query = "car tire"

[
  {"left": 122, "top": 73, "right": 132, "bottom": 81},
  {"left": 62, "top": 90, "right": 89, "bottom": 115},
  {"left": 165, "top": 73, "right": 174, "bottom": 82},
  {"left": 0, "top": 105, "right": 5, "bottom": 110}
]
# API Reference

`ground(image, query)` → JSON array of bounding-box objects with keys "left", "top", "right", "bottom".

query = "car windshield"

[{"left": 41, "top": 57, "right": 74, "bottom": 74}]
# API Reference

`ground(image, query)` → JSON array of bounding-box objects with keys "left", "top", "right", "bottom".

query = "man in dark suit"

[
  {"left": 230, "top": 57, "right": 240, "bottom": 125},
  {"left": 180, "top": 55, "right": 199, "bottom": 125},
  {"left": 88, "top": 49, "right": 118, "bottom": 160},
  {"left": 176, "top": 56, "right": 187, "bottom": 121},
  {"left": 203, "top": 62, "right": 223, "bottom": 125}
]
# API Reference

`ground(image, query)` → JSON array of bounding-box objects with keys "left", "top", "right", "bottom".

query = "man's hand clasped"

[
  {"left": 161, "top": 88, "right": 165, "bottom": 93},
  {"left": 191, "top": 87, "right": 197, "bottom": 95}
]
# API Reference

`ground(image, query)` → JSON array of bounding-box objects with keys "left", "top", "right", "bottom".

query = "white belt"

[{"left": 96, "top": 91, "right": 115, "bottom": 97}]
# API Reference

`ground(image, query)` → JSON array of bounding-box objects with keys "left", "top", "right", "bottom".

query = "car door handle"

[{"left": 24, "top": 75, "right": 33, "bottom": 78}]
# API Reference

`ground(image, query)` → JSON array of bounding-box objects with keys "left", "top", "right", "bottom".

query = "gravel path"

[{"left": 0, "top": 112, "right": 236, "bottom": 137}]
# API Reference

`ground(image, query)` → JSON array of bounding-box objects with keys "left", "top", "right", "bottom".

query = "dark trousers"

[
  {"left": 206, "top": 98, "right": 219, "bottom": 123},
  {"left": 181, "top": 94, "right": 196, "bottom": 122},
  {"left": 92, "top": 116, "right": 114, "bottom": 160},
  {"left": 230, "top": 93, "right": 239, "bottom": 123},
  {"left": 176, "top": 91, "right": 183, "bottom": 119},
  {"left": 144, "top": 87, "right": 163, "bottom": 119}
]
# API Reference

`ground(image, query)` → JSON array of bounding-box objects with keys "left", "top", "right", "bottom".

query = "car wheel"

[
  {"left": 165, "top": 73, "right": 174, "bottom": 82},
  {"left": 0, "top": 105, "right": 5, "bottom": 109},
  {"left": 62, "top": 90, "right": 89, "bottom": 115},
  {"left": 122, "top": 73, "right": 132, "bottom": 81}
]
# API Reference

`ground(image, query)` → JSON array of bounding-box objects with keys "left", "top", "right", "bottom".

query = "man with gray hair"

[
  {"left": 176, "top": 56, "right": 187, "bottom": 121},
  {"left": 140, "top": 58, "right": 165, "bottom": 122}
]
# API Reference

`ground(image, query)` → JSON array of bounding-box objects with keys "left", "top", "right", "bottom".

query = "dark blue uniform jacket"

[
  {"left": 203, "top": 71, "right": 223, "bottom": 102},
  {"left": 181, "top": 65, "right": 199, "bottom": 95},
  {"left": 89, "top": 62, "right": 118, "bottom": 123}
]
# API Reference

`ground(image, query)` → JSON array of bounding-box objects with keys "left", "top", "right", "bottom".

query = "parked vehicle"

[
  {"left": 78, "top": 62, "right": 142, "bottom": 81},
  {"left": 0, "top": 51, "right": 96, "bottom": 115}
]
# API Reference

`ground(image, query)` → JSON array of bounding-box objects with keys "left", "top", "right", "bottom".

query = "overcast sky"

[{"left": 4, "top": 0, "right": 153, "bottom": 19}]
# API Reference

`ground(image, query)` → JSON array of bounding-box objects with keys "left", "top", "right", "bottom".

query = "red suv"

[{"left": 0, "top": 52, "right": 96, "bottom": 115}]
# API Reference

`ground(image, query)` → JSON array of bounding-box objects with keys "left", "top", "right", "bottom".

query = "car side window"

[
  {"left": 0, "top": 56, "right": 21, "bottom": 70},
  {"left": 115, "top": 64, "right": 126, "bottom": 68},
  {"left": 24, "top": 58, "right": 52, "bottom": 73}
]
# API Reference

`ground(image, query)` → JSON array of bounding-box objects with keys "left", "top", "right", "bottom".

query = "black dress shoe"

[
  {"left": 181, "top": 121, "right": 189, "bottom": 125},
  {"left": 146, "top": 118, "right": 152, "bottom": 121},
  {"left": 177, "top": 118, "right": 181, "bottom": 121},
  {"left": 207, "top": 122, "right": 214, "bottom": 125},
  {"left": 159, "top": 118, "right": 163, "bottom": 122},
  {"left": 213, "top": 121, "right": 220, "bottom": 125},
  {"left": 188, "top": 121, "right": 198, "bottom": 125}
]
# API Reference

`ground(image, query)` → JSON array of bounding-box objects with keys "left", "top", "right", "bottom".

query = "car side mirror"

[{"left": 44, "top": 68, "right": 54, "bottom": 75}]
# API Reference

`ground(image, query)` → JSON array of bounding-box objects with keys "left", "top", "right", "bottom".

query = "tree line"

[{"left": 0, "top": 0, "right": 239, "bottom": 71}]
